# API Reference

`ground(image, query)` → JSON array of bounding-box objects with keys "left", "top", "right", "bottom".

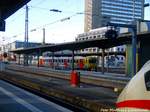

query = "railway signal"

[{"left": 105, "top": 28, "right": 118, "bottom": 39}]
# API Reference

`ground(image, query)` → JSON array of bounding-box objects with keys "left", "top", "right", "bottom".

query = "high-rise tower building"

[{"left": 84, "top": 0, "right": 144, "bottom": 32}]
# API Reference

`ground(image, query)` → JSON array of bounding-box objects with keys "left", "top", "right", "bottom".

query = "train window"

[
  {"left": 75, "top": 60, "right": 77, "bottom": 63},
  {"left": 144, "top": 70, "right": 150, "bottom": 91},
  {"left": 80, "top": 59, "right": 82, "bottom": 62},
  {"left": 68, "top": 60, "right": 71, "bottom": 63},
  {"left": 44, "top": 59, "right": 47, "bottom": 62},
  {"left": 86, "top": 59, "right": 87, "bottom": 63},
  {"left": 70, "top": 60, "right": 72, "bottom": 63},
  {"left": 89, "top": 58, "right": 96, "bottom": 63},
  {"left": 93, "top": 48, "right": 96, "bottom": 52},
  {"left": 97, "top": 35, "right": 100, "bottom": 38}
]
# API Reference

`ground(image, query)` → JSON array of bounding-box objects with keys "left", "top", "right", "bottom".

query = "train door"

[
  {"left": 84, "top": 58, "right": 89, "bottom": 70},
  {"left": 39, "top": 57, "right": 44, "bottom": 66},
  {"left": 64, "top": 59, "right": 68, "bottom": 69},
  {"left": 89, "top": 57, "right": 97, "bottom": 71},
  {"left": 49, "top": 58, "right": 53, "bottom": 68}
]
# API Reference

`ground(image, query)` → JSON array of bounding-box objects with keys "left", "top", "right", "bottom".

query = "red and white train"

[{"left": 31, "top": 56, "right": 97, "bottom": 70}]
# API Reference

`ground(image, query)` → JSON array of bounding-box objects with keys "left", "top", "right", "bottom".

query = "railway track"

[
  {"left": 0, "top": 68, "right": 118, "bottom": 112},
  {"left": 5, "top": 64, "right": 129, "bottom": 90}
]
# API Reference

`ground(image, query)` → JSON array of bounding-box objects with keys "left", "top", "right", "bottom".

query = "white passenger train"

[{"left": 117, "top": 60, "right": 150, "bottom": 111}]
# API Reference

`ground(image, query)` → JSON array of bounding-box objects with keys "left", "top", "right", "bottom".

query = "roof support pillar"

[
  {"left": 52, "top": 52, "right": 55, "bottom": 69},
  {"left": 132, "top": 27, "right": 137, "bottom": 76},
  {"left": 107, "top": 49, "right": 109, "bottom": 72},
  {"left": 72, "top": 50, "right": 75, "bottom": 71},
  {"left": 24, "top": 54, "right": 28, "bottom": 66},
  {"left": 18, "top": 54, "right": 20, "bottom": 65},
  {"left": 96, "top": 47, "right": 100, "bottom": 72},
  {"left": 102, "top": 49, "right": 105, "bottom": 74},
  {"left": 37, "top": 54, "right": 40, "bottom": 67},
  {"left": 37, "top": 49, "right": 41, "bottom": 67}
]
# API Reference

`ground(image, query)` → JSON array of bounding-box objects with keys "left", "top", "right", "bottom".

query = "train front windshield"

[
  {"left": 89, "top": 58, "right": 96, "bottom": 64},
  {"left": 145, "top": 70, "right": 150, "bottom": 91}
]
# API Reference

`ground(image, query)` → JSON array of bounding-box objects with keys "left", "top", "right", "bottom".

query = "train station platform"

[{"left": 0, "top": 80, "right": 72, "bottom": 112}]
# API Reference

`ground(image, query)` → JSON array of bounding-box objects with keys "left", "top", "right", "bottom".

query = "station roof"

[
  {"left": 0, "top": 0, "right": 30, "bottom": 20},
  {"left": 11, "top": 32, "right": 150, "bottom": 54}
]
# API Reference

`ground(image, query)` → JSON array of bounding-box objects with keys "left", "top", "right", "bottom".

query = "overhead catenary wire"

[
  {"left": 30, "top": 5, "right": 84, "bottom": 14},
  {"left": 30, "top": 0, "right": 47, "bottom": 7},
  {"left": 10, "top": 13, "right": 80, "bottom": 38},
  {"left": 7, "top": 12, "right": 25, "bottom": 24},
  {"left": 30, "top": 13, "right": 78, "bottom": 31},
  {"left": 30, "top": 6, "right": 50, "bottom": 11},
  {"left": 6, "top": 7, "right": 26, "bottom": 24}
]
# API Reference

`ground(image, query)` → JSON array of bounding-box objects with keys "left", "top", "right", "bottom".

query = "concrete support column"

[{"left": 37, "top": 53, "right": 40, "bottom": 67}]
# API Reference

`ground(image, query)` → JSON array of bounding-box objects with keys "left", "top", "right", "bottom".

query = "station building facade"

[
  {"left": 0, "top": 41, "right": 42, "bottom": 53},
  {"left": 84, "top": 0, "right": 144, "bottom": 32},
  {"left": 0, "top": 41, "right": 43, "bottom": 61}
]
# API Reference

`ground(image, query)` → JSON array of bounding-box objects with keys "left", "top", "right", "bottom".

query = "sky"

[
  {"left": 0, "top": 0, "right": 150, "bottom": 45},
  {"left": 0, "top": 0, "right": 84, "bottom": 44}
]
